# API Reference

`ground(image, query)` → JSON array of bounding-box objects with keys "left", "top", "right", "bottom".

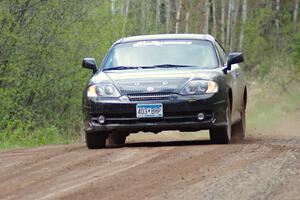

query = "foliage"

[{"left": 0, "top": 0, "right": 299, "bottom": 149}]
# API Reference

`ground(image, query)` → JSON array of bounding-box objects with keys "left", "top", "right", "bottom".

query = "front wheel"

[
  {"left": 210, "top": 98, "right": 232, "bottom": 144},
  {"left": 107, "top": 133, "right": 127, "bottom": 146},
  {"left": 85, "top": 132, "right": 107, "bottom": 149}
]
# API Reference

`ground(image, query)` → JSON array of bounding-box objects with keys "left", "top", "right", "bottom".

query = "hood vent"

[{"left": 128, "top": 92, "right": 172, "bottom": 101}]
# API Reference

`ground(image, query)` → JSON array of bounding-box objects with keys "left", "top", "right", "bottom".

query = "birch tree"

[
  {"left": 226, "top": 0, "right": 233, "bottom": 48},
  {"left": 165, "top": 0, "right": 171, "bottom": 33},
  {"left": 221, "top": 0, "right": 226, "bottom": 44},
  {"left": 212, "top": 0, "right": 217, "bottom": 37},
  {"left": 184, "top": 4, "right": 190, "bottom": 33},
  {"left": 292, "top": 0, "right": 299, "bottom": 32},
  {"left": 111, "top": 0, "right": 117, "bottom": 15},
  {"left": 141, "top": 1, "right": 147, "bottom": 33},
  {"left": 230, "top": 0, "right": 239, "bottom": 51},
  {"left": 239, "top": 0, "right": 247, "bottom": 50},
  {"left": 175, "top": 0, "right": 182, "bottom": 34},
  {"left": 197, "top": 0, "right": 205, "bottom": 34},
  {"left": 122, "top": 0, "right": 131, "bottom": 35},
  {"left": 156, "top": 0, "right": 161, "bottom": 27},
  {"left": 275, "top": 0, "right": 280, "bottom": 48},
  {"left": 203, "top": 0, "right": 210, "bottom": 34}
]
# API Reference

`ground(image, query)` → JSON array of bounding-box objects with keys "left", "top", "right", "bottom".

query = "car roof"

[{"left": 116, "top": 34, "right": 216, "bottom": 44}]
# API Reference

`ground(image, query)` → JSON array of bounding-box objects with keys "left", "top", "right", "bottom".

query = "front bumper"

[{"left": 83, "top": 94, "right": 227, "bottom": 134}]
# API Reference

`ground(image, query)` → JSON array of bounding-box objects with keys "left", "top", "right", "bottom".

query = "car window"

[
  {"left": 102, "top": 40, "right": 219, "bottom": 69},
  {"left": 215, "top": 41, "right": 226, "bottom": 65}
]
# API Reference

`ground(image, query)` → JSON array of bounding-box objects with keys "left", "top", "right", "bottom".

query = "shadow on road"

[
  {"left": 105, "top": 137, "right": 259, "bottom": 149},
  {"left": 107, "top": 140, "right": 212, "bottom": 148}
]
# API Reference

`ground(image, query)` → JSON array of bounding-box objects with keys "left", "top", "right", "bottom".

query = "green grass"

[
  {"left": 247, "top": 83, "right": 300, "bottom": 134},
  {"left": 0, "top": 126, "right": 79, "bottom": 149}
]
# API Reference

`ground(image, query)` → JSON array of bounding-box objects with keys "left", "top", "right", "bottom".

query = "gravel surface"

[{"left": 0, "top": 136, "right": 299, "bottom": 200}]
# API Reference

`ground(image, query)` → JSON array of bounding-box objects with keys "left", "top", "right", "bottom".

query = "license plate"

[{"left": 136, "top": 104, "right": 163, "bottom": 118}]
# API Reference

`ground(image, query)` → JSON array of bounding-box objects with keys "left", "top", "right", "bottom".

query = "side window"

[{"left": 215, "top": 42, "right": 226, "bottom": 65}]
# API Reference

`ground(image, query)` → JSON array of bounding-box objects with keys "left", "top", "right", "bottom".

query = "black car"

[{"left": 82, "top": 34, "right": 247, "bottom": 149}]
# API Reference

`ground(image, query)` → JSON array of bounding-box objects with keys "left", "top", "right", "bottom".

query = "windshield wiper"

[
  {"left": 103, "top": 64, "right": 199, "bottom": 71},
  {"left": 103, "top": 66, "right": 139, "bottom": 71},
  {"left": 144, "top": 64, "right": 199, "bottom": 69}
]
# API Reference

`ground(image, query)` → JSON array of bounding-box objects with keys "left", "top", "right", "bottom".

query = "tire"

[
  {"left": 232, "top": 100, "right": 246, "bottom": 142},
  {"left": 85, "top": 132, "right": 107, "bottom": 149},
  {"left": 209, "top": 97, "right": 232, "bottom": 144},
  {"left": 107, "top": 133, "right": 127, "bottom": 146}
]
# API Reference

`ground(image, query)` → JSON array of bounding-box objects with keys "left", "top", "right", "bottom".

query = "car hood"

[{"left": 93, "top": 68, "right": 215, "bottom": 94}]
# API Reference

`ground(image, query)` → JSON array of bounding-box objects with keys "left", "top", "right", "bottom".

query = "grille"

[{"left": 128, "top": 92, "right": 172, "bottom": 101}]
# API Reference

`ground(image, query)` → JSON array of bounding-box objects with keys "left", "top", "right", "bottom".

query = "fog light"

[
  {"left": 197, "top": 113, "right": 205, "bottom": 120},
  {"left": 98, "top": 115, "right": 106, "bottom": 124}
]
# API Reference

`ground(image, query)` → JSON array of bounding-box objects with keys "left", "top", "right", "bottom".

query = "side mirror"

[
  {"left": 226, "top": 52, "right": 244, "bottom": 71},
  {"left": 82, "top": 58, "right": 97, "bottom": 74}
]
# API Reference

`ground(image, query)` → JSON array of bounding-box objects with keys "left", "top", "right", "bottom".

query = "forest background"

[{"left": 0, "top": 0, "right": 299, "bottom": 148}]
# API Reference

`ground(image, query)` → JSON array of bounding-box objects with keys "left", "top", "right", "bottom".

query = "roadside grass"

[
  {"left": 247, "top": 80, "right": 300, "bottom": 137},
  {"left": 0, "top": 127, "right": 79, "bottom": 149}
]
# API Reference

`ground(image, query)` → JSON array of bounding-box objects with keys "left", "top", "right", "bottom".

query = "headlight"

[
  {"left": 180, "top": 80, "right": 218, "bottom": 95},
  {"left": 87, "top": 84, "right": 121, "bottom": 98}
]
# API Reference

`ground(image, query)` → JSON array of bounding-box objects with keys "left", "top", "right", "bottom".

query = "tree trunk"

[
  {"left": 221, "top": 0, "right": 225, "bottom": 45},
  {"left": 175, "top": 0, "right": 182, "bottom": 34},
  {"left": 239, "top": 0, "right": 247, "bottom": 50},
  {"left": 184, "top": 9, "right": 190, "bottom": 33},
  {"left": 156, "top": 0, "right": 161, "bottom": 27},
  {"left": 165, "top": 0, "right": 176, "bottom": 33},
  {"left": 293, "top": 0, "right": 299, "bottom": 32},
  {"left": 267, "top": 0, "right": 272, "bottom": 9},
  {"left": 111, "top": 0, "right": 117, "bottom": 15},
  {"left": 212, "top": 0, "right": 217, "bottom": 37},
  {"left": 141, "top": 1, "right": 147, "bottom": 33},
  {"left": 275, "top": 0, "right": 280, "bottom": 49},
  {"left": 165, "top": 0, "right": 171, "bottom": 33},
  {"left": 230, "top": 0, "right": 239, "bottom": 51},
  {"left": 119, "top": 0, "right": 125, "bottom": 15},
  {"left": 226, "top": 0, "right": 233, "bottom": 49},
  {"left": 203, "top": 0, "right": 210, "bottom": 34},
  {"left": 122, "top": 0, "right": 131, "bottom": 35}
]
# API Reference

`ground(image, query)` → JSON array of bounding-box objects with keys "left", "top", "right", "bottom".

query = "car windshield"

[{"left": 102, "top": 40, "right": 219, "bottom": 70}]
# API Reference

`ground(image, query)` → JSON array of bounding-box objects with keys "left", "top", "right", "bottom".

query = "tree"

[
  {"left": 239, "top": 0, "right": 247, "bottom": 50},
  {"left": 165, "top": 0, "right": 171, "bottom": 33},
  {"left": 221, "top": 0, "right": 226, "bottom": 44},
  {"left": 184, "top": 1, "right": 192, "bottom": 33},
  {"left": 230, "top": 0, "right": 239, "bottom": 51},
  {"left": 292, "top": 0, "right": 299, "bottom": 32},
  {"left": 122, "top": 0, "right": 131, "bottom": 35},
  {"left": 275, "top": 0, "right": 280, "bottom": 49},
  {"left": 156, "top": 0, "right": 161, "bottom": 27},
  {"left": 203, "top": 0, "right": 210, "bottom": 34},
  {"left": 175, "top": 0, "right": 182, "bottom": 33},
  {"left": 212, "top": 0, "right": 217, "bottom": 37},
  {"left": 226, "top": 0, "right": 233, "bottom": 48}
]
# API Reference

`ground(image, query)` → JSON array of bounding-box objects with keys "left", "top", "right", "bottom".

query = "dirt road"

[{"left": 0, "top": 132, "right": 299, "bottom": 200}]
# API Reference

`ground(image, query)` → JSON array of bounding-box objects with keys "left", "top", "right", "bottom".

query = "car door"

[
  {"left": 230, "top": 63, "right": 244, "bottom": 123},
  {"left": 215, "top": 41, "right": 240, "bottom": 123}
]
